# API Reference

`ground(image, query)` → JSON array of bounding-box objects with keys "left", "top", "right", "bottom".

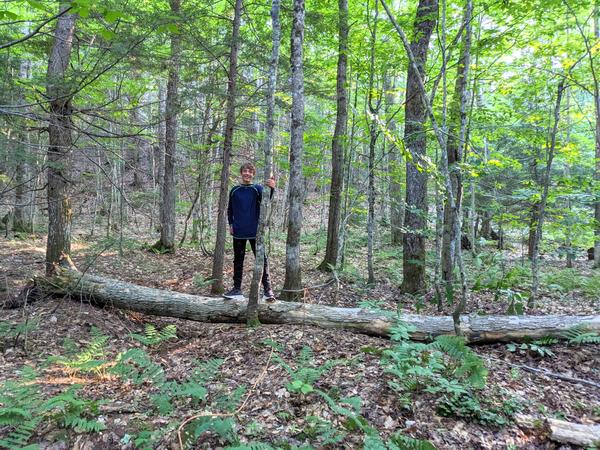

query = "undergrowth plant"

[
  {"left": 129, "top": 323, "right": 177, "bottom": 347},
  {"left": 0, "top": 367, "right": 105, "bottom": 450},
  {"left": 376, "top": 318, "right": 524, "bottom": 428},
  {"left": 561, "top": 325, "right": 600, "bottom": 345},
  {"left": 273, "top": 344, "right": 436, "bottom": 449},
  {"left": 0, "top": 319, "right": 40, "bottom": 351}
]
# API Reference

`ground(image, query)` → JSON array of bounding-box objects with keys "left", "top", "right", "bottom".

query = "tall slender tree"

[
  {"left": 441, "top": 0, "right": 472, "bottom": 283},
  {"left": 367, "top": 0, "right": 382, "bottom": 285},
  {"left": 397, "top": 0, "right": 438, "bottom": 294},
  {"left": 155, "top": 0, "right": 181, "bottom": 252},
  {"left": 281, "top": 0, "right": 305, "bottom": 301},
  {"left": 211, "top": 0, "right": 243, "bottom": 294},
  {"left": 45, "top": 4, "right": 76, "bottom": 275},
  {"left": 247, "top": 0, "right": 281, "bottom": 323},
  {"left": 318, "top": 0, "right": 348, "bottom": 272}
]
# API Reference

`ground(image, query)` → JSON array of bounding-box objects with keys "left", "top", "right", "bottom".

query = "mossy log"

[{"left": 34, "top": 271, "right": 600, "bottom": 344}]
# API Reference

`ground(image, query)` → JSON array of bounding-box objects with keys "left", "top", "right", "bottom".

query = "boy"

[{"left": 223, "top": 162, "right": 276, "bottom": 300}]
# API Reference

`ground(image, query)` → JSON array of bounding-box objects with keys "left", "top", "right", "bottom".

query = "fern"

[
  {"left": 0, "top": 418, "right": 41, "bottom": 450},
  {"left": 561, "top": 325, "right": 600, "bottom": 345},
  {"left": 275, "top": 346, "right": 347, "bottom": 395},
  {"left": 130, "top": 324, "right": 177, "bottom": 347},
  {"left": 111, "top": 348, "right": 165, "bottom": 385},
  {"left": 54, "top": 327, "right": 110, "bottom": 375},
  {"left": 42, "top": 386, "right": 106, "bottom": 433}
]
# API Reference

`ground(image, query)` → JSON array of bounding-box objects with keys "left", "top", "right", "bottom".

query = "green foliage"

[
  {"left": 437, "top": 390, "right": 523, "bottom": 427},
  {"left": 42, "top": 386, "right": 106, "bottom": 433},
  {"left": 110, "top": 348, "right": 165, "bottom": 385},
  {"left": 502, "top": 289, "right": 526, "bottom": 315},
  {"left": 543, "top": 270, "right": 600, "bottom": 299},
  {"left": 506, "top": 339, "right": 556, "bottom": 358},
  {"left": 0, "top": 367, "right": 105, "bottom": 449},
  {"left": 561, "top": 325, "right": 600, "bottom": 345},
  {"left": 49, "top": 327, "right": 109, "bottom": 375},
  {"left": 275, "top": 346, "right": 347, "bottom": 395},
  {"left": 0, "top": 319, "right": 39, "bottom": 349},
  {"left": 471, "top": 253, "right": 529, "bottom": 296},
  {"left": 130, "top": 323, "right": 177, "bottom": 347},
  {"left": 192, "top": 274, "right": 216, "bottom": 289},
  {"left": 382, "top": 321, "right": 488, "bottom": 408}
]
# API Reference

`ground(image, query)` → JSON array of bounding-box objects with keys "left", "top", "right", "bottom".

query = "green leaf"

[
  {"left": 99, "top": 29, "right": 117, "bottom": 41},
  {"left": 26, "top": 0, "right": 47, "bottom": 11},
  {"left": 104, "top": 10, "right": 124, "bottom": 23}
]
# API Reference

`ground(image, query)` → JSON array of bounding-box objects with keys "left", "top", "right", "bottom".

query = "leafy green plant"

[
  {"left": 42, "top": 386, "right": 106, "bottom": 433},
  {"left": 0, "top": 319, "right": 40, "bottom": 350},
  {"left": 502, "top": 289, "right": 526, "bottom": 315},
  {"left": 192, "top": 274, "right": 216, "bottom": 289},
  {"left": 561, "top": 325, "right": 600, "bottom": 345},
  {"left": 275, "top": 346, "right": 347, "bottom": 395},
  {"left": 382, "top": 320, "right": 488, "bottom": 409},
  {"left": 506, "top": 341, "right": 555, "bottom": 357},
  {"left": 0, "top": 367, "right": 106, "bottom": 449},
  {"left": 437, "top": 390, "right": 523, "bottom": 427},
  {"left": 130, "top": 323, "right": 177, "bottom": 347},
  {"left": 52, "top": 327, "right": 110, "bottom": 375}
]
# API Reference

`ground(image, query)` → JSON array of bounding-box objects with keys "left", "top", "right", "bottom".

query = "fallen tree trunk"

[
  {"left": 516, "top": 415, "right": 600, "bottom": 447},
  {"left": 34, "top": 271, "right": 600, "bottom": 344}
]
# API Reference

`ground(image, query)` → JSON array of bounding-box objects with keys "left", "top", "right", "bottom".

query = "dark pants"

[{"left": 233, "top": 238, "right": 271, "bottom": 291}]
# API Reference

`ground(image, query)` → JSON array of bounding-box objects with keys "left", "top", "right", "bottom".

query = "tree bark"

[
  {"left": 45, "top": 4, "right": 76, "bottom": 276},
  {"left": 385, "top": 76, "right": 404, "bottom": 246},
  {"left": 399, "top": 0, "right": 438, "bottom": 294},
  {"left": 530, "top": 81, "right": 565, "bottom": 308},
  {"left": 210, "top": 0, "right": 243, "bottom": 294},
  {"left": 155, "top": 0, "right": 181, "bottom": 253},
  {"left": 441, "top": 0, "right": 472, "bottom": 283},
  {"left": 282, "top": 0, "right": 305, "bottom": 301},
  {"left": 319, "top": 0, "right": 348, "bottom": 272},
  {"left": 247, "top": 0, "right": 281, "bottom": 323},
  {"left": 35, "top": 270, "right": 600, "bottom": 344},
  {"left": 516, "top": 415, "right": 600, "bottom": 447}
]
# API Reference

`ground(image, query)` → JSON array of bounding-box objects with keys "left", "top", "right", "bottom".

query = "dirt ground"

[{"left": 1, "top": 235, "right": 599, "bottom": 449}]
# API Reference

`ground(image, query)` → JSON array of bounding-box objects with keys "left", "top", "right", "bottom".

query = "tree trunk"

[
  {"left": 319, "top": 0, "right": 348, "bottom": 272},
  {"left": 441, "top": 0, "right": 472, "bottom": 283},
  {"left": 366, "top": 0, "right": 381, "bottom": 285},
  {"left": 14, "top": 59, "right": 32, "bottom": 233},
  {"left": 281, "top": 0, "right": 305, "bottom": 301},
  {"left": 594, "top": 3, "right": 600, "bottom": 269},
  {"left": 530, "top": 81, "right": 565, "bottom": 308},
  {"left": 156, "top": 0, "right": 181, "bottom": 253},
  {"left": 399, "top": 0, "right": 438, "bottom": 294},
  {"left": 35, "top": 270, "right": 600, "bottom": 344},
  {"left": 247, "top": 0, "right": 281, "bottom": 324},
  {"left": 210, "top": 0, "right": 242, "bottom": 294},
  {"left": 385, "top": 76, "right": 404, "bottom": 246},
  {"left": 45, "top": 5, "right": 76, "bottom": 276}
]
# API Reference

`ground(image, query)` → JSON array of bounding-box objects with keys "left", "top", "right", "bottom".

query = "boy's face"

[{"left": 240, "top": 167, "right": 255, "bottom": 184}]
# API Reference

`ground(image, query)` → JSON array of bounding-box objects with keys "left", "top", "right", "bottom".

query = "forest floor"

[{"left": 0, "top": 232, "right": 599, "bottom": 449}]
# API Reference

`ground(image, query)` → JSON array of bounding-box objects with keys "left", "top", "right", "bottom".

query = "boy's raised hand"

[{"left": 266, "top": 176, "right": 276, "bottom": 189}]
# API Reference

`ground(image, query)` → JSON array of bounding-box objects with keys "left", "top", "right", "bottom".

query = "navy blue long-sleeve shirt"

[{"left": 227, "top": 184, "right": 272, "bottom": 239}]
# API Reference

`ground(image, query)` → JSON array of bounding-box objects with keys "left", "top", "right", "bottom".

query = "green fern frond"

[
  {"left": 0, "top": 418, "right": 41, "bottom": 450},
  {"left": 130, "top": 324, "right": 177, "bottom": 347},
  {"left": 190, "top": 358, "right": 224, "bottom": 385},
  {"left": 110, "top": 348, "right": 165, "bottom": 385},
  {"left": 561, "top": 325, "right": 600, "bottom": 345},
  {"left": 389, "top": 431, "right": 437, "bottom": 450},
  {"left": 533, "top": 336, "right": 558, "bottom": 346}
]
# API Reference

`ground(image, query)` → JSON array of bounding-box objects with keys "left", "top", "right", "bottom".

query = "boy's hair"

[{"left": 240, "top": 162, "right": 256, "bottom": 174}]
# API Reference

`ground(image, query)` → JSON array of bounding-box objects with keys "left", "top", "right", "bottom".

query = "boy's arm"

[{"left": 264, "top": 176, "right": 276, "bottom": 199}]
